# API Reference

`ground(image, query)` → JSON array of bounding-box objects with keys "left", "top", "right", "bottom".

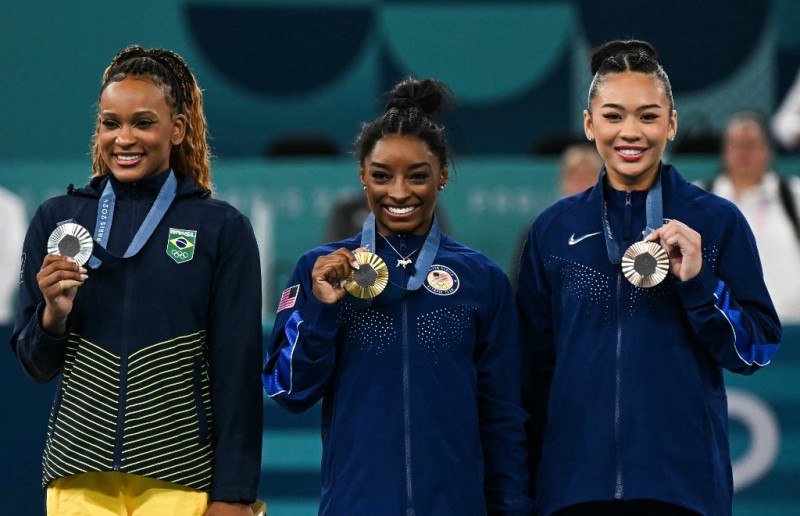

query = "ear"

[
  {"left": 171, "top": 114, "right": 187, "bottom": 146},
  {"left": 359, "top": 166, "right": 367, "bottom": 189},
  {"left": 668, "top": 110, "right": 678, "bottom": 142},
  {"left": 583, "top": 110, "right": 594, "bottom": 142},
  {"left": 439, "top": 165, "right": 449, "bottom": 188}
]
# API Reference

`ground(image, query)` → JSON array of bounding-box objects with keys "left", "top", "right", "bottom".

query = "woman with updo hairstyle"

[
  {"left": 516, "top": 40, "right": 781, "bottom": 516},
  {"left": 11, "top": 46, "right": 262, "bottom": 515},
  {"left": 263, "top": 77, "right": 534, "bottom": 515}
]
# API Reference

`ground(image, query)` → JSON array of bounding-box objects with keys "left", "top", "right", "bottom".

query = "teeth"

[
  {"left": 117, "top": 154, "right": 143, "bottom": 161},
  {"left": 619, "top": 148, "right": 644, "bottom": 156},
  {"left": 387, "top": 206, "right": 415, "bottom": 215}
]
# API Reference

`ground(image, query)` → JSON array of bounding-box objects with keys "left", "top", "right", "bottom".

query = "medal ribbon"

[
  {"left": 88, "top": 170, "right": 178, "bottom": 269},
  {"left": 600, "top": 165, "right": 664, "bottom": 264},
  {"left": 354, "top": 212, "right": 441, "bottom": 306}
]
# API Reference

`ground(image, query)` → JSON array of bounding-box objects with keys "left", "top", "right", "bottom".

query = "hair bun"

[
  {"left": 385, "top": 77, "right": 450, "bottom": 116},
  {"left": 591, "top": 39, "right": 658, "bottom": 76}
]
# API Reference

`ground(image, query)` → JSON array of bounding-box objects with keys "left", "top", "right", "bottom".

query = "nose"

[
  {"left": 619, "top": 117, "right": 642, "bottom": 141},
  {"left": 387, "top": 177, "right": 411, "bottom": 201},
  {"left": 116, "top": 124, "right": 135, "bottom": 146}
]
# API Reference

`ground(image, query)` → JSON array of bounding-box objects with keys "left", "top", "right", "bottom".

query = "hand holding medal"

[
  {"left": 312, "top": 247, "right": 386, "bottom": 303},
  {"left": 644, "top": 220, "right": 703, "bottom": 282}
]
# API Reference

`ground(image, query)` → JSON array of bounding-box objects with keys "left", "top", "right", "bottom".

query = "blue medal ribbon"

[
  {"left": 352, "top": 212, "right": 441, "bottom": 307},
  {"left": 599, "top": 164, "right": 664, "bottom": 264},
  {"left": 88, "top": 170, "right": 178, "bottom": 269}
]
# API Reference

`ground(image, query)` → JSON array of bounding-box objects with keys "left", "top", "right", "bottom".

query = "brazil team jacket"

[
  {"left": 516, "top": 164, "right": 781, "bottom": 516},
  {"left": 263, "top": 232, "right": 534, "bottom": 515},
  {"left": 10, "top": 171, "right": 263, "bottom": 504}
]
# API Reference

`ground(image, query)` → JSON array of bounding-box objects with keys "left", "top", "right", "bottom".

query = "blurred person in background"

[
  {"left": 558, "top": 142, "right": 603, "bottom": 197},
  {"left": 0, "top": 186, "right": 26, "bottom": 325},
  {"left": 704, "top": 110, "right": 800, "bottom": 323},
  {"left": 772, "top": 67, "right": 800, "bottom": 151}
]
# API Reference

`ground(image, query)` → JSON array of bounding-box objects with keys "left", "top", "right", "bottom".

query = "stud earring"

[
  {"left": 438, "top": 184, "right": 446, "bottom": 191},
  {"left": 587, "top": 136, "right": 594, "bottom": 142},
  {"left": 362, "top": 185, "right": 366, "bottom": 190}
]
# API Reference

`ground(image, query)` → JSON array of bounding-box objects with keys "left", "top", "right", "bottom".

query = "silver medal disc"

[
  {"left": 47, "top": 223, "right": 94, "bottom": 266},
  {"left": 621, "top": 240, "right": 669, "bottom": 288}
]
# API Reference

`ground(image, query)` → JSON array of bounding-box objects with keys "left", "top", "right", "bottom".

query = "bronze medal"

[
  {"left": 621, "top": 241, "right": 669, "bottom": 288},
  {"left": 344, "top": 251, "right": 389, "bottom": 299},
  {"left": 47, "top": 223, "right": 94, "bottom": 266}
]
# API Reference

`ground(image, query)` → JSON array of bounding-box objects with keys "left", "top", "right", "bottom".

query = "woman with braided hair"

[
  {"left": 11, "top": 46, "right": 262, "bottom": 515},
  {"left": 263, "top": 77, "right": 534, "bottom": 515}
]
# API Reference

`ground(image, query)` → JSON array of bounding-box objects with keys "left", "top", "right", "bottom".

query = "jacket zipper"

[
  {"left": 114, "top": 184, "right": 138, "bottom": 470},
  {"left": 614, "top": 192, "right": 631, "bottom": 499},
  {"left": 614, "top": 270, "right": 624, "bottom": 499},
  {"left": 402, "top": 286, "right": 415, "bottom": 514}
]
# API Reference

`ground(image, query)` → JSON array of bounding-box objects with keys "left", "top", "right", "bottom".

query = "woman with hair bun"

[
  {"left": 516, "top": 39, "right": 780, "bottom": 515},
  {"left": 263, "top": 77, "right": 534, "bottom": 515},
  {"left": 11, "top": 46, "right": 262, "bottom": 515}
]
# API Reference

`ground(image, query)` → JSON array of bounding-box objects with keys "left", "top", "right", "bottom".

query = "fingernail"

[
  {"left": 80, "top": 274, "right": 89, "bottom": 281},
  {"left": 66, "top": 257, "right": 75, "bottom": 263},
  {"left": 339, "top": 280, "right": 347, "bottom": 288},
  {"left": 79, "top": 267, "right": 87, "bottom": 273},
  {"left": 352, "top": 261, "right": 360, "bottom": 270}
]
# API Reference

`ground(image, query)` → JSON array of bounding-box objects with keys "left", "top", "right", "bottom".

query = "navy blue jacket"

[
  {"left": 516, "top": 164, "right": 781, "bottom": 515},
  {"left": 263, "top": 232, "right": 534, "bottom": 515},
  {"left": 11, "top": 171, "right": 263, "bottom": 503}
]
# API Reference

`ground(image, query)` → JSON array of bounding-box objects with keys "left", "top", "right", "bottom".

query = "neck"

[{"left": 727, "top": 169, "right": 765, "bottom": 196}]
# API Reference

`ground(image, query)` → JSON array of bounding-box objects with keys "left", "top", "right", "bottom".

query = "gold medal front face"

[
  {"left": 47, "top": 223, "right": 94, "bottom": 266},
  {"left": 621, "top": 241, "right": 669, "bottom": 288},
  {"left": 344, "top": 252, "right": 389, "bottom": 299}
]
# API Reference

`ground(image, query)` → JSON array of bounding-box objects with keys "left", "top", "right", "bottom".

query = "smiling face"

[
  {"left": 97, "top": 78, "right": 185, "bottom": 183},
  {"left": 584, "top": 71, "right": 677, "bottom": 191},
  {"left": 359, "top": 134, "right": 448, "bottom": 236}
]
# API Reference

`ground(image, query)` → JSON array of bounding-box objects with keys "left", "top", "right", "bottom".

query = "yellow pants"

[{"left": 46, "top": 471, "right": 209, "bottom": 516}]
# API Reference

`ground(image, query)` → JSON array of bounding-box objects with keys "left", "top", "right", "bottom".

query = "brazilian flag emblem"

[{"left": 167, "top": 228, "right": 197, "bottom": 264}]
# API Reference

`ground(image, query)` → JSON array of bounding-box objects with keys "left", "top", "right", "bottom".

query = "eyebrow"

[
  {"left": 601, "top": 103, "right": 663, "bottom": 111},
  {"left": 369, "top": 161, "right": 432, "bottom": 170},
  {"left": 99, "top": 110, "right": 159, "bottom": 117}
]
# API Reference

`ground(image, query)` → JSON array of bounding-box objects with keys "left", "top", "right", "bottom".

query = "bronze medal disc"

[
  {"left": 344, "top": 251, "right": 389, "bottom": 299},
  {"left": 47, "top": 223, "right": 94, "bottom": 266},
  {"left": 621, "top": 241, "right": 669, "bottom": 288}
]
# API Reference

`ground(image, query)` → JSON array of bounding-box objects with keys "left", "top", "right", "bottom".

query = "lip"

[
  {"left": 114, "top": 153, "right": 145, "bottom": 167},
  {"left": 616, "top": 146, "right": 647, "bottom": 162}
]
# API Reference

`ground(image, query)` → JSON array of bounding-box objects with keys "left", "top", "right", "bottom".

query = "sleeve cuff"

[
  {"left": 301, "top": 295, "right": 343, "bottom": 330},
  {"left": 674, "top": 264, "right": 719, "bottom": 310},
  {"left": 33, "top": 302, "right": 69, "bottom": 345},
  {"left": 209, "top": 486, "right": 257, "bottom": 505}
]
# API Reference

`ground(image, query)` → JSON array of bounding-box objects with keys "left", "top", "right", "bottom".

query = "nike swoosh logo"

[{"left": 568, "top": 232, "right": 602, "bottom": 245}]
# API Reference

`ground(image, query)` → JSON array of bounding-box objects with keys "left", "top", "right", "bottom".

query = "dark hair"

[
  {"left": 91, "top": 46, "right": 211, "bottom": 191},
  {"left": 588, "top": 39, "right": 674, "bottom": 113},
  {"left": 354, "top": 77, "right": 451, "bottom": 167}
]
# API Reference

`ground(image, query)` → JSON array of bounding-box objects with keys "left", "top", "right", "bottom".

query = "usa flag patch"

[{"left": 277, "top": 285, "right": 300, "bottom": 312}]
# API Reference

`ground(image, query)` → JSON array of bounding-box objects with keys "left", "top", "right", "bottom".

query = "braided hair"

[
  {"left": 587, "top": 39, "right": 674, "bottom": 113},
  {"left": 91, "top": 46, "right": 211, "bottom": 191},
  {"left": 355, "top": 77, "right": 451, "bottom": 167}
]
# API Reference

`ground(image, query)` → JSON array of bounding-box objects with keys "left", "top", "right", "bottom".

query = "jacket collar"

[{"left": 70, "top": 170, "right": 209, "bottom": 200}]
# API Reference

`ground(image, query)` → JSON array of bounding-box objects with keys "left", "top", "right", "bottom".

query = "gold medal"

[
  {"left": 47, "top": 223, "right": 94, "bottom": 266},
  {"left": 621, "top": 241, "right": 669, "bottom": 288},
  {"left": 344, "top": 251, "right": 389, "bottom": 299}
]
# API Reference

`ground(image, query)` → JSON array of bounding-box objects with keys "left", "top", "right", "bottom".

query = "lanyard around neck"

[
  {"left": 88, "top": 170, "right": 178, "bottom": 269},
  {"left": 599, "top": 165, "right": 664, "bottom": 265},
  {"left": 352, "top": 213, "right": 441, "bottom": 308}
]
